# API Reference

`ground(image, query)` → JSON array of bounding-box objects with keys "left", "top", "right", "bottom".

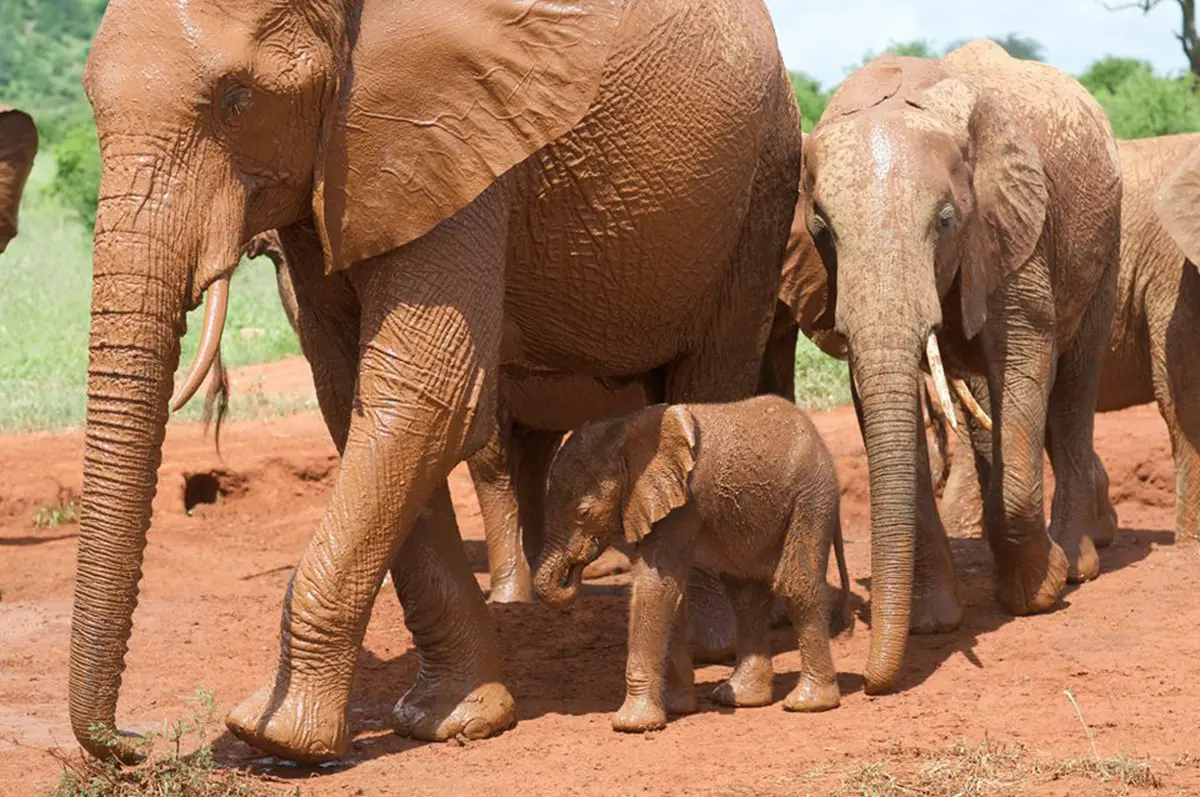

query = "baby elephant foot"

[
  {"left": 392, "top": 681, "right": 515, "bottom": 742},
  {"left": 782, "top": 676, "right": 840, "bottom": 713},
  {"left": 613, "top": 695, "right": 667, "bottom": 733},
  {"left": 665, "top": 685, "right": 697, "bottom": 716},
  {"left": 711, "top": 660, "right": 773, "bottom": 708},
  {"left": 994, "top": 541, "right": 1068, "bottom": 616},
  {"left": 226, "top": 678, "right": 348, "bottom": 763}
]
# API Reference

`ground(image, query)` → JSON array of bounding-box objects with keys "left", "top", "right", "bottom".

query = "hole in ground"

[{"left": 182, "top": 469, "right": 248, "bottom": 514}]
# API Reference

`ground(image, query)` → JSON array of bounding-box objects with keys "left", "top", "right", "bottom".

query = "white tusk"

[
  {"left": 925, "top": 333, "right": 958, "bottom": 432},
  {"left": 952, "top": 378, "right": 993, "bottom": 432},
  {"left": 171, "top": 277, "right": 230, "bottom": 412}
]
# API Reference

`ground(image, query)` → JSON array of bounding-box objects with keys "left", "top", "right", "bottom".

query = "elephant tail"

[{"left": 830, "top": 507, "right": 854, "bottom": 638}]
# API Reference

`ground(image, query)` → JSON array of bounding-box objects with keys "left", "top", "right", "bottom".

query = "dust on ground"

[{"left": 1, "top": 357, "right": 1197, "bottom": 796}]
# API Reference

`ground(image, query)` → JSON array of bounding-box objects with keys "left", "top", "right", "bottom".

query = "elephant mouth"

[{"left": 560, "top": 562, "right": 586, "bottom": 591}]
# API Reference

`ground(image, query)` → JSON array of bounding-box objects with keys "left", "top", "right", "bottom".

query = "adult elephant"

[
  {"left": 0, "top": 106, "right": 37, "bottom": 254},
  {"left": 72, "top": 0, "right": 801, "bottom": 764},
  {"left": 799, "top": 41, "right": 1121, "bottom": 694},
  {"left": 940, "top": 133, "right": 1200, "bottom": 543}
]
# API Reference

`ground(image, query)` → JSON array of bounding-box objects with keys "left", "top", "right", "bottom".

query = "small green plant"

[
  {"left": 44, "top": 689, "right": 291, "bottom": 797},
  {"left": 34, "top": 492, "right": 79, "bottom": 529}
]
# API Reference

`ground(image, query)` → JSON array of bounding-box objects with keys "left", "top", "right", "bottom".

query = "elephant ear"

[
  {"left": 314, "top": 0, "right": 627, "bottom": 272},
  {"left": 1154, "top": 143, "right": 1200, "bottom": 271},
  {"left": 960, "top": 89, "right": 1048, "bottom": 340},
  {"left": 620, "top": 405, "right": 698, "bottom": 545},
  {"left": 0, "top": 106, "right": 38, "bottom": 252}
]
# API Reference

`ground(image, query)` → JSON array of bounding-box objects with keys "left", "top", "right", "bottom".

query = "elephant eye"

[
  {"left": 935, "top": 203, "right": 957, "bottom": 232},
  {"left": 809, "top": 211, "right": 830, "bottom": 239},
  {"left": 219, "top": 87, "right": 253, "bottom": 124}
]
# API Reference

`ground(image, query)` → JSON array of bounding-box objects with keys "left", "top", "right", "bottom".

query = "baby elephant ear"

[
  {"left": 313, "top": 0, "right": 627, "bottom": 272},
  {"left": 1155, "top": 143, "right": 1200, "bottom": 271},
  {"left": 961, "top": 89, "right": 1048, "bottom": 340},
  {"left": 620, "top": 406, "right": 698, "bottom": 545}
]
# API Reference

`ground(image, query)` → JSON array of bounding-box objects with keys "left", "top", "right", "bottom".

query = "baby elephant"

[{"left": 534, "top": 395, "right": 850, "bottom": 732}]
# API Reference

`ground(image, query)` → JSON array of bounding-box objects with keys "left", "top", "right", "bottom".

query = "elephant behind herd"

[{"left": 3, "top": 0, "right": 1200, "bottom": 768}]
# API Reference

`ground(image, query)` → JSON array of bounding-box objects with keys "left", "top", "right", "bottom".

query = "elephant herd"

[{"left": 3, "top": 0, "right": 1200, "bottom": 769}]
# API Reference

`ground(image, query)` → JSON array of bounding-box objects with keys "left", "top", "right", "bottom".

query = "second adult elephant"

[
  {"left": 0, "top": 106, "right": 37, "bottom": 254},
  {"left": 73, "top": 0, "right": 801, "bottom": 764},
  {"left": 800, "top": 42, "right": 1122, "bottom": 694}
]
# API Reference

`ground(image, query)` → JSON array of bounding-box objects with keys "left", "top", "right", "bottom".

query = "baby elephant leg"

[
  {"left": 777, "top": 518, "right": 840, "bottom": 712},
  {"left": 665, "top": 594, "right": 697, "bottom": 716},
  {"left": 711, "top": 577, "right": 775, "bottom": 707}
]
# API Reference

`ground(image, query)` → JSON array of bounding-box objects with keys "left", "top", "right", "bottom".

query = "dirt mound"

[{"left": 0, "top": 358, "right": 1197, "bottom": 795}]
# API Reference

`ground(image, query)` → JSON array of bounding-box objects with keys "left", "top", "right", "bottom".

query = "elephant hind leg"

[
  {"left": 1151, "top": 285, "right": 1200, "bottom": 543},
  {"left": 467, "top": 419, "right": 531, "bottom": 604},
  {"left": 710, "top": 577, "right": 774, "bottom": 708}
]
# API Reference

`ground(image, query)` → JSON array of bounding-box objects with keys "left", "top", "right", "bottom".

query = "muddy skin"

[
  {"left": 534, "top": 397, "right": 853, "bottom": 732},
  {"left": 935, "top": 133, "right": 1200, "bottom": 547},
  {"left": 794, "top": 40, "right": 1121, "bottom": 694},
  {"left": 71, "top": 0, "right": 801, "bottom": 763}
]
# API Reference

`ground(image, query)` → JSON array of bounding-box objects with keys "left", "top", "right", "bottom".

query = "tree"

[
  {"left": 791, "top": 71, "right": 829, "bottom": 132},
  {"left": 1078, "top": 56, "right": 1155, "bottom": 94},
  {"left": 1106, "top": 0, "right": 1200, "bottom": 78}
]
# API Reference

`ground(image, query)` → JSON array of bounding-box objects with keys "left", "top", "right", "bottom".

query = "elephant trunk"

[
  {"left": 532, "top": 544, "right": 583, "bottom": 608},
  {"left": 850, "top": 324, "right": 924, "bottom": 695},
  {"left": 69, "top": 203, "right": 187, "bottom": 761}
]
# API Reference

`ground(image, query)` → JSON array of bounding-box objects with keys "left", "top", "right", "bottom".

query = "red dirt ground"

[{"left": 2, "top": 357, "right": 1199, "bottom": 796}]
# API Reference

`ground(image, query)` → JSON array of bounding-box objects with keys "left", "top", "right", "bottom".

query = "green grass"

[
  {"left": 0, "top": 160, "right": 301, "bottom": 433},
  {"left": 794, "top": 334, "right": 851, "bottom": 411}
]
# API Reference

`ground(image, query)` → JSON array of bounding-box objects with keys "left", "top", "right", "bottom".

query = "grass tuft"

[
  {"left": 828, "top": 739, "right": 1166, "bottom": 797},
  {"left": 33, "top": 490, "right": 78, "bottom": 528},
  {"left": 43, "top": 690, "right": 292, "bottom": 797}
]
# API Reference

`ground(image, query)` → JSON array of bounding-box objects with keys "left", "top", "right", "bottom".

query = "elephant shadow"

[{"left": 864, "top": 526, "right": 1173, "bottom": 695}]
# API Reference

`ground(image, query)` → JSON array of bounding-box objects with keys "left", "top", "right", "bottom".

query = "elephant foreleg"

[{"left": 226, "top": 191, "right": 514, "bottom": 761}]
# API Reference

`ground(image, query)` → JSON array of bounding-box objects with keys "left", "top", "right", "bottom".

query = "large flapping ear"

[
  {"left": 313, "top": 0, "right": 626, "bottom": 272},
  {"left": 1154, "top": 143, "right": 1200, "bottom": 271},
  {"left": 0, "top": 106, "right": 38, "bottom": 252},
  {"left": 620, "top": 405, "right": 698, "bottom": 545},
  {"left": 959, "top": 88, "right": 1048, "bottom": 339}
]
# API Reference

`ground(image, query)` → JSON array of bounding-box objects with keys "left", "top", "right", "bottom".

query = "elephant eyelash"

[
  {"left": 935, "top": 203, "right": 957, "bottom": 231},
  {"left": 219, "top": 87, "right": 253, "bottom": 123}
]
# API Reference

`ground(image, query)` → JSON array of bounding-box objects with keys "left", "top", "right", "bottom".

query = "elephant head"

[
  {"left": 533, "top": 406, "right": 697, "bottom": 607},
  {"left": 802, "top": 52, "right": 1047, "bottom": 693},
  {"left": 0, "top": 106, "right": 37, "bottom": 254},
  {"left": 1154, "top": 139, "right": 1200, "bottom": 271},
  {"left": 73, "top": 0, "right": 626, "bottom": 761}
]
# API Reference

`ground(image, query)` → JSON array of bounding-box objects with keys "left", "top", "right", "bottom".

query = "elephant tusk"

[
  {"left": 925, "top": 333, "right": 958, "bottom": 432},
  {"left": 952, "top": 377, "right": 993, "bottom": 432},
  {"left": 170, "top": 276, "right": 230, "bottom": 412}
]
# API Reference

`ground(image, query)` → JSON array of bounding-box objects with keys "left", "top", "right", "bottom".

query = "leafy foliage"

[{"left": 791, "top": 71, "right": 828, "bottom": 133}]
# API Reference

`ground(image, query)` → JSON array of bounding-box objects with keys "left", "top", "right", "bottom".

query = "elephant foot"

[
  {"left": 994, "top": 540, "right": 1068, "bottom": 616},
  {"left": 782, "top": 676, "right": 840, "bottom": 713},
  {"left": 582, "top": 547, "right": 632, "bottom": 580},
  {"left": 487, "top": 573, "right": 532, "bottom": 603},
  {"left": 1063, "top": 534, "right": 1100, "bottom": 584},
  {"left": 711, "top": 659, "right": 773, "bottom": 708},
  {"left": 392, "top": 680, "right": 515, "bottom": 742},
  {"left": 1093, "top": 503, "right": 1118, "bottom": 549},
  {"left": 612, "top": 695, "right": 667, "bottom": 733},
  {"left": 910, "top": 579, "right": 962, "bottom": 634},
  {"left": 226, "top": 678, "right": 348, "bottom": 763},
  {"left": 665, "top": 685, "right": 697, "bottom": 716}
]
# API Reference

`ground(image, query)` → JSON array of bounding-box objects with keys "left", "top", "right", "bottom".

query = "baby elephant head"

[{"left": 533, "top": 405, "right": 698, "bottom": 608}]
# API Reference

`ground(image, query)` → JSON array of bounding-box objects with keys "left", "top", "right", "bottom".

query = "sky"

[{"left": 764, "top": 0, "right": 1187, "bottom": 87}]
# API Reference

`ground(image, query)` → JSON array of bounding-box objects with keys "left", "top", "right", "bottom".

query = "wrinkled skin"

[
  {"left": 939, "top": 133, "right": 1200, "bottom": 543},
  {"left": 0, "top": 106, "right": 37, "bottom": 254},
  {"left": 204, "top": 242, "right": 729, "bottom": 633},
  {"left": 534, "top": 398, "right": 852, "bottom": 732},
  {"left": 799, "top": 41, "right": 1121, "bottom": 694},
  {"left": 72, "top": 0, "right": 801, "bottom": 764}
]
